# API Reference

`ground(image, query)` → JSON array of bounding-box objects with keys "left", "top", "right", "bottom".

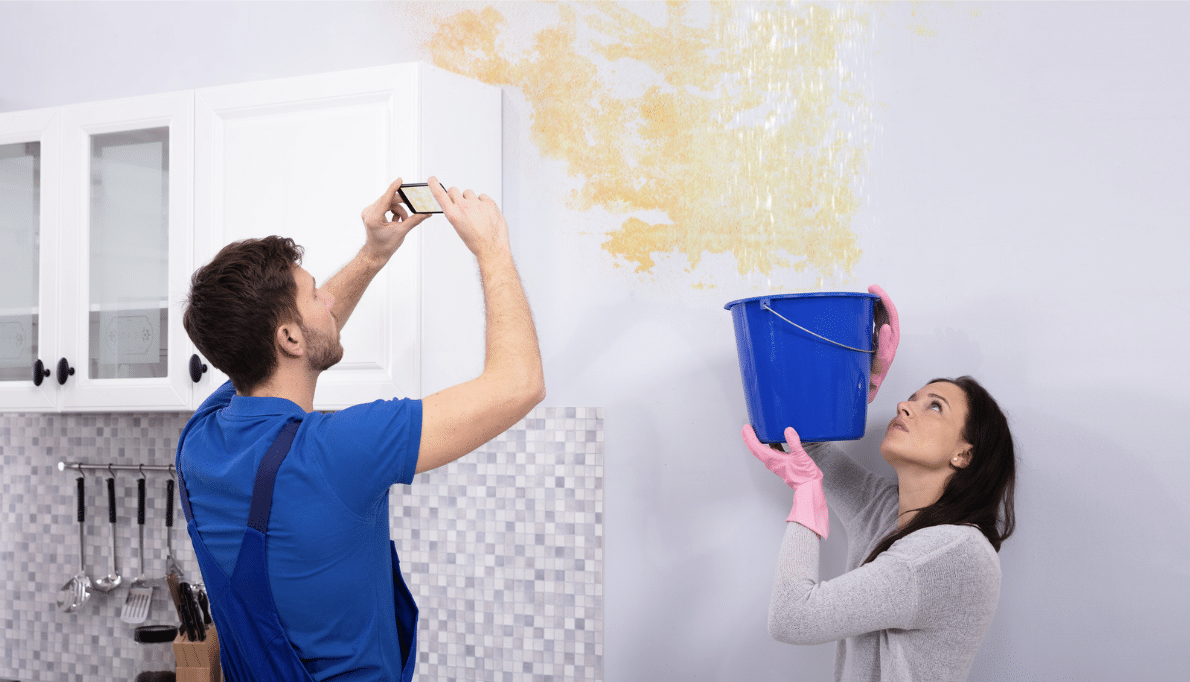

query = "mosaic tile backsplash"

[{"left": 1, "top": 407, "right": 603, "bottom": 682}]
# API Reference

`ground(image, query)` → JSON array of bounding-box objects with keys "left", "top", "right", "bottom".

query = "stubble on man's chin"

[{"left": 301, "top": 324, "right": 344, "bottom": 373}]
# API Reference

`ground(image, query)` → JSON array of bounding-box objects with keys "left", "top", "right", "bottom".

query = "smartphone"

[{"left": 397, "top": 183, "right": 443, "bottom": 214}]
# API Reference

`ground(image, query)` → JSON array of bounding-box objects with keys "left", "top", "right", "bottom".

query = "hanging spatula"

[
  {"left": 165, "top": 478, "right": 183, "bottom": 580},
  {"left": 121, "top": 476, "right": 153, "bottom": 623}
]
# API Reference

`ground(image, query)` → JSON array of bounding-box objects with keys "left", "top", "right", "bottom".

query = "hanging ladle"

[
  {"left": 57, "top": 476, "right": 92, "bottom": 612},
  {"left": 94, "top": 470, "right": 122, "bottom": 592}
]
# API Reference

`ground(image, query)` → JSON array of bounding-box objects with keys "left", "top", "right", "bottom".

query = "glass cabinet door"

[
  {"left": 88, "top": 127, "right": 170, "bottom": 380},
  {"left": 59, "top": 93, "right": 193, "bottom": 410},
  {"left": 0, "top": 108, "right": 59, "bottom": 411},
  {"left": 0, "top": 141, "right": 41, "bottom": 382}
]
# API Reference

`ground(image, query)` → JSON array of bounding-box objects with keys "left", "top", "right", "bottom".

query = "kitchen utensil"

[
  {"left": 121, "top": 476, "right": 153, "bottom": 623},
  {"left": 195, "top": 584, "right": 212, "bottom": 626},
  {"left": 191, "top": 586, "right": 207, "bottom": 641},
  {"left": 178, "top": 582, "right": 196, "bottom": 641},
  {"left": 180, "top": 582, "right": 206, "bottom": 641},
  {"left": 95, "top": 476, "right": 123, "bottom": 592},
  {"left": 167, "top": 572, "right": 184, "bottom": 623},
  {"left": 164, "top": 478, "right": 183, "bottom": 580},
  {"left": 57, "top": 476, "right": 92, "bottom": 612},
  {"left": 167, "top": 572, "right": 191, "bottom": 640}
]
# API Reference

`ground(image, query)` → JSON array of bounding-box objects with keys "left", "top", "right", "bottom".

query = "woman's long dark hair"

[{"left": 863, "top": 376, "right": 1016, "bottom": 565}]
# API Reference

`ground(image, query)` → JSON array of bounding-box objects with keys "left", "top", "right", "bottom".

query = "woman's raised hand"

[
  {"left": 742, "top": 425, "right": 829, "bottom": 538},
  {"left": 868, "top": 284, "right": 900, "bottom": 403}
]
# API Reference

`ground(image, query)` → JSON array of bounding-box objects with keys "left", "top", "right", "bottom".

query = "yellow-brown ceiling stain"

[{"left": 425, "top": 2, "right": 874, "bottom": 285}]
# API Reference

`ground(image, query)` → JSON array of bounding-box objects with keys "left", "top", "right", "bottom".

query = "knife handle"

[
  {"left": 178, "top": 582, "right": 196, "bottom": 641},
  {"left": 167, "top": 572, "right": 184, "bottom": 626},
  {"left": 191, "top": 588, "right": 207, "bottom": 641},
  {"left": 197, "top": 587, "right": 212, "bottom": 625}
]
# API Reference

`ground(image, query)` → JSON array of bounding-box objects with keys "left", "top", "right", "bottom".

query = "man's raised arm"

[
  {"left": 323, "top": 179, "right": 429, "bottom": 331},
  {"left": 416, "top": 177, "right": 545, "bottom": 473}
]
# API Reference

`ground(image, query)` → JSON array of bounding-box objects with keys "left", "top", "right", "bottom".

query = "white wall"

[{"left": 3, "top": 2, "right": 1187, "bottom": 680}]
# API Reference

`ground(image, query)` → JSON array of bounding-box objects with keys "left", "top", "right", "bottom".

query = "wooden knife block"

[{"left": 173, "top": 624, "right": 221, "bottom": 682}]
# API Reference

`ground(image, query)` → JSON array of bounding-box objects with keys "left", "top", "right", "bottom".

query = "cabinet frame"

[{"left": 0, "top": 107, "right": 61, "bottom": 411}]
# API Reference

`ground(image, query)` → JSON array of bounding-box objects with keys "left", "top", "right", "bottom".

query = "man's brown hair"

[{"left": 183, "top": 236, "right": 304, "bottom": 394}]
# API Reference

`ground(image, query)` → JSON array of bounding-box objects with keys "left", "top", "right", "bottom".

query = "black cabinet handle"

[
  {"left": 189, "top": 354, "right": 208, "bottom": 383},
  {"left": 56, "top": 358, "right": 75, "bottom": 386},
  {"left": 33, "top": 359, "right": 51, "bottom": 386}
]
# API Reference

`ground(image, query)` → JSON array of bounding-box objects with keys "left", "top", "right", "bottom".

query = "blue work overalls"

[{"left": 178, "top": 421, "right": 419, "bottom": 681}]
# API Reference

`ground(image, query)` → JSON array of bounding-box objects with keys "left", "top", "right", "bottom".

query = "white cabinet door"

[
  {"left": 0, "top": 107, "right": 60, "bottom": 411},
  {"left": 58, "top": 92, "right": 194, "bottom": 410},
  {"left": 193, "top": 63, "right": 500, "bottom": 409}
]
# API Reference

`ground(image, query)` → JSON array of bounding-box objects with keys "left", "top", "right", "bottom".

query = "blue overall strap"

[
  {"left": 391, "top": 542, "right": 419, "bottom": 682},
  {"left": 247, "top": 421, "right": 299, "bottom": 533}
]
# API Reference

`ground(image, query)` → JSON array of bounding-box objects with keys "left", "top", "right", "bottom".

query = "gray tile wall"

[{"left": 1, "top": 407, "right": 603, "bottom": 682}]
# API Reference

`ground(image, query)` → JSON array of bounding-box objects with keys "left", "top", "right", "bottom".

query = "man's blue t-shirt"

[{"left": 178, "top": 381, "right": 421, "bottom": 681}]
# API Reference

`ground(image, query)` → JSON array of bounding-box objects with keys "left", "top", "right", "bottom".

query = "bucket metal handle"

[{"left": 761, "top": 300, "right": 876, "bottom": 354}]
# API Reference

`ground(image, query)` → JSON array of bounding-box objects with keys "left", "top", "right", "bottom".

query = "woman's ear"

[{"left": 950, "top": 446, "right": 973, "bottom": 469}]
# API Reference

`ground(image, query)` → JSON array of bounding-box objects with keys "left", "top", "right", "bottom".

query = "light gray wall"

[{"left": 3, "top": 2, "right": 1188, "bottom": 680}]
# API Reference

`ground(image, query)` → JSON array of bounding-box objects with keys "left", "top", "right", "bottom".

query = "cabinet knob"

[
  {"left": 56, "top": 358, "right": 75, "bottom": 386},
  {"left": 189, "top": 354, "right": 209, "bottom": 383},
  {"left": 33, "top": 359, "right": 52, "bottom": 386}
]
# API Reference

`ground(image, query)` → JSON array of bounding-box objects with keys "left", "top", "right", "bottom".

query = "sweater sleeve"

[
  {"left": 768, "top": 522, "right": 918, "bottom": 645},
  {"left": 803, "top": 442, "right": 898, "bottom": 535}
]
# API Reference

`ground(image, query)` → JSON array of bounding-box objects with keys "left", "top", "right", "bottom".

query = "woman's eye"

[{"left": 929, "top": 402, "right": 942, "bottom": 411}]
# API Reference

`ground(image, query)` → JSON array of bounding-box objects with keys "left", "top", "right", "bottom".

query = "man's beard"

[{"left": 301, "top": 322, "right": 343, "bottom": 372}]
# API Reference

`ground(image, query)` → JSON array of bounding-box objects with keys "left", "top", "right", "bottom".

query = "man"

[{"left": 176, "top": 178, "right": 544, "bottom": 681}]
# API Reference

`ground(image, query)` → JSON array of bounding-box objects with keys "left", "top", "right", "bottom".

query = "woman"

[{"left": 742, "top": 286, "right": 1016, "bottom": 682}]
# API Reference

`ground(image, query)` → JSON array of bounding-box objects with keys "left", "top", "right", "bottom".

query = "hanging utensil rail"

[{"left": 58, "top": 462, "right": 175, "bottom": 474}]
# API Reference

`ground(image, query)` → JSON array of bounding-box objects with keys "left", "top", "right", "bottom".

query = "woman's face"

[{"left": 880, "top": 381, "right": 973, "bottom": 473}]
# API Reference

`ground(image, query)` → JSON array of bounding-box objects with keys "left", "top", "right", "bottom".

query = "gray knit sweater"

[{"left": 767, "top": 443, "right": 1001, "bottom": 682}]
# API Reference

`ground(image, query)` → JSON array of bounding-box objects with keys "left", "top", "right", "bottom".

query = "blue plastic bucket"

[{"left": 725, "top": 292, "right": 879, "bottom": 443}]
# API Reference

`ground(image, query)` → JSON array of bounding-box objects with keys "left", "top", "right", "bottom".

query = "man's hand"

[
  {"left": 428, "top": 176, "right": 510, "bottom": 262},
  {"left": 360, "top": 178, "right": 431, "bottom": 265}
]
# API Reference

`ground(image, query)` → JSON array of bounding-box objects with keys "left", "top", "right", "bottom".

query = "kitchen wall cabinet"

[
  {"left": 0, "top": 63, "right": 500, "bottom": 412},
  {"left": 193, "top": 63, "right": 499, "bottom": 409},
  {"left": 0, "top": 93, "right": 194, "bottom": 412}
]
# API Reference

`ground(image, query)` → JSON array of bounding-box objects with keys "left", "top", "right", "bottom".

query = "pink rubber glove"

[
  {"left": 742, "top": 424, "right": 829, "bottom": 538},
  {"left": 867, "top": 284, "right": 900, "bottom": 403}
]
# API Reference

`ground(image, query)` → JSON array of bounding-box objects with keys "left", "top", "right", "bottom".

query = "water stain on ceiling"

[{"left": 425, "top": 1, "right": 875, "bottom": 287}]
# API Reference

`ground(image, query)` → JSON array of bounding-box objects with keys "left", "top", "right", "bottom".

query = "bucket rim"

[{"left": 723, "top": 291, "right": 879, "bottom": 311}]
